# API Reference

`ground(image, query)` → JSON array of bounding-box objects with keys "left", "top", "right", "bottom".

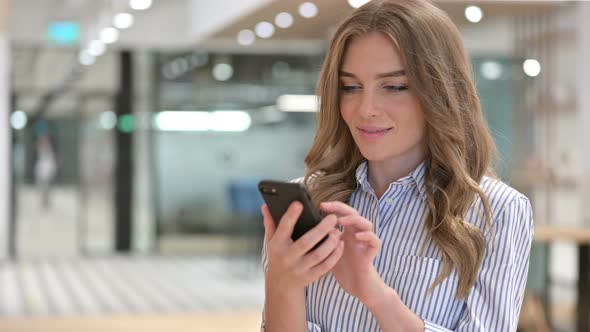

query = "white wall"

[
  {"left": 460, "top": 16, "right": 514, "bottom": 57},
  {"left": 542, "top": 2, "right": 586, "bottom": 306}
]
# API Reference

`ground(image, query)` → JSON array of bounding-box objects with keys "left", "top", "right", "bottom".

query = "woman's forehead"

[{"left": 340, "top": 32, "right": 404, "bottom": 74}]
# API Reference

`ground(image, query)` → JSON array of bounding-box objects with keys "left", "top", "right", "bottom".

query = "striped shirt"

[{"left": 262, "top": 160, "right": 534, "bottom": 331}]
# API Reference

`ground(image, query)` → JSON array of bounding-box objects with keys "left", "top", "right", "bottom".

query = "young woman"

[{"left": 261, "top": 0, "right": 534, "bottom": 331}]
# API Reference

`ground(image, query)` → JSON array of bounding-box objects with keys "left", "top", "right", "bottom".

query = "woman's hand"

[
  {"left": 262, "top": 202, "right": 345, "bottom": 293},
  {"left": 320, "top": 201, "right": 390, "bottom": 308}
]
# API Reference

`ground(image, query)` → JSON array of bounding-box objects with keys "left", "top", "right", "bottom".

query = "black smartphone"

[{"left": 258, "top": 180, "right": 327, "bottom": 248}]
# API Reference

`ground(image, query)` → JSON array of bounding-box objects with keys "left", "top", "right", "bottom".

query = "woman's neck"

[{"left": 368, "top": 154, "right": 427, "bottom": 200}]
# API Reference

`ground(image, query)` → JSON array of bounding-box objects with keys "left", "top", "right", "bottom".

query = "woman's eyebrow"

[
  {"left": 339, "top": 69, "right": 406, "bottom": 79},
  {"left": 376, "top": 70, "right": 406, "bottom": 78}
]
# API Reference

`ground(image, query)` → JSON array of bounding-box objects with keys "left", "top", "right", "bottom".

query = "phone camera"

[{"left": 261, "top": 187, "right": 277, "bottom": 194}]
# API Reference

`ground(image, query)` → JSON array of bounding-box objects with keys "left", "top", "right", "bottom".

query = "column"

[
  {"left": 580, "top": 0, "right": 590, "bottom": 223},
  {"left": 0, "top": 0, "right": 10, "bottom": 259},
  {"left": 115, "top": 51, "right": 134, "bottom": 252},
  {"left": 577, "top": 3, "right": 590, "bottom": 332},
  {"left": 132, "top": 50, "right": 156, "bottom": 253}
]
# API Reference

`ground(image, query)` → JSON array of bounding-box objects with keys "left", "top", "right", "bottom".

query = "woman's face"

[{"left": 339, "top": 32, "right": 427, "bottom": 167}]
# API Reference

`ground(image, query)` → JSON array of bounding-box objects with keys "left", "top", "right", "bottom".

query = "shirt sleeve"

[
  {"left": 424, "top": 197, "right": 534, "bottom": 331},
  {"left": 260, "top": 240, "right": 323, "bottom": 332}
]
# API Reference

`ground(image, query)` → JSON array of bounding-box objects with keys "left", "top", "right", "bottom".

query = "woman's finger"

[
  {"left": 355, "top": 231, "right": 381, "bottom": 250},
  {"left": 261, "top": 204, "right": 276, "bottom": 243},
  {"left": 338, "top": 215, "right": 373, "bottom": 231},
  {"left": 320, "top": 201, "right": 359, "bottom": 217},
  {"left": 299, "top": 228, "right": 341, "bottom": 270},
  {"left": 274, "top": 201, "right": 304, "bottom": 240},
  {"left": 292, "top": 214, "right": 338, "bottom": 256},
  {"left": 309, "top": 240, "right": 344, "bottom": 278}
]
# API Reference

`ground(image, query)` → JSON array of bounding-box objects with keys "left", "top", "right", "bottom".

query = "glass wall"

[
  {"left": 154, "top": 52, "right": 323, "bottom": 255},
  {"left": 10, "top": 47, "right": 117, "bottom": 258}
]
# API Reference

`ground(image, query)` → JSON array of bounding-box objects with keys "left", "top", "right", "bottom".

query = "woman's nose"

[{"left": 358, "top": 91, "right": 382, "bottom": 118}]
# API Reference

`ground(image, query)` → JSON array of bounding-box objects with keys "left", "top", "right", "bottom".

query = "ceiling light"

[
  {"left": 255, "top": 21, "right": 275, "bottom": 39},
  {"left": 299, "top": 2, "right": 318, "bottom": 18},
  {"left": 275, "top": 12, "right": 294, "bottom": 28},
  {"left": 237, "top": 29, "right": 255, "bottom": 46},
  {"left": 157, "top": 113, "right": 206, "bottom": 131},
  {"left": 465, "top": 6, "right": 483, "bottom": 23},
  {"left": 212, "top": 63, "right": 234, "bottom": 81},
  {"left": 154, "top": 112, "right": 210, "bottom": 131},
  {"left": 100, "top": 27, "right": 119, "bottom": 44},
  {"left": 277, "top": 94, "right": 318, "bottom": 112},
  {"left": 166, "top": 61, "right": 183, "bottom": 78},
  {"left": 99, "top": 111, "right": 117, "bottom": 130},
  {"left": 79, "top": 50, "right": 96, "bottom": 66},
  {"left": 87, "top": 40, "right": 106, "bottom": 56},
  {"left": 10, "top": 110, "right": 27, "bottom": 130},
  {"left": 348, "top": 0, "right": 371, "bottom": 9},
  {"left": 113, "top": 13, "right": 134, "bottom": 29},
  {"left": 523, "top": 59, "right": 541, "bottom": 77},
  {"left": 130, "top": 0, "right": 152, "bottom": 10},
  {"left": 480, "top": 61, "right": 503, "bottom": 80},
  {"left": 174, "top": 58, "right": 190, "bottom": 74},
  {"left": 154, "top": 111, "right": 251, "bottom": 132},
  {"left": 209, "top": 111, "right": 252, "bottom": 132}
]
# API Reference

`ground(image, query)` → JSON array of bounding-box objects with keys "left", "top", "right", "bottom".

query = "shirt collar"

[{"left": 354, "top": 159, "right": 429, "bottom": 201}]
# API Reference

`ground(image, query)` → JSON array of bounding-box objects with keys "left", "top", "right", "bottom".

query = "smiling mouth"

[{"left": 358, "top": 127, "right": 393, "bottom": 133}]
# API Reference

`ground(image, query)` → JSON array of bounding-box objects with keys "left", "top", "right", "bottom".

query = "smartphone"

[{"left": 258, "top": 180, "right": 327, "bottom": 248}]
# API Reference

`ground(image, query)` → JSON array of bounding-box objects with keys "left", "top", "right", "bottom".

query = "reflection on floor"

[{"left": 0, "top": 256, "right": 264, "bottom": 318}]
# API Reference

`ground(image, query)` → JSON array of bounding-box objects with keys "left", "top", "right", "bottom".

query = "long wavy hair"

[{"left": 304, "top": 0, "right": 496, "bottom": 299}]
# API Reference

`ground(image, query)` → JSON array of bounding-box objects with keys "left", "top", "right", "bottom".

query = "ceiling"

[
  {"left": 8, "top": 0, "right": 569, "bottom": 49},
  {"left": 6, "top": 0, "right": 573, "bottom": 117},
  {"left": 210, "top": 0, "right": 567, "bottom": 41}
]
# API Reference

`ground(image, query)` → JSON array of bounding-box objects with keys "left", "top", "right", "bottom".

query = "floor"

[
  {"left": 7, "top": 184, "right": 266, "bottom": 331},
  {"left": 0, "top": 256, "right": 264, "bottom": 318},
  {"left": 7, "top": 185, "right": 579, "bottom": 331},
  {"left": 0, "top": 255, "right": 264, "bottom": 331},
  {"left": 0, "top": 311, "right": 262, "bottom": 332}
]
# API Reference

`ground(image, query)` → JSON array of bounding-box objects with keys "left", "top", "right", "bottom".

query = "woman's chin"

[{"left": 359, "top": 150, "right": 390, "bottom": 162}]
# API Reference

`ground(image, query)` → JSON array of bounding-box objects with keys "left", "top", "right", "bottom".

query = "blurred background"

[{"left": 0, "top": 0, "right": 589, "bottom": 331}]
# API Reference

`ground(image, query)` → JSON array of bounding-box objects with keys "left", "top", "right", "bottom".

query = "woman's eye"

[
  {"left": 384, "top": 85, "right": 409, "bottom": 92},
  {"left": 340, "top": 85, "right": 360, "bottom": 93}
]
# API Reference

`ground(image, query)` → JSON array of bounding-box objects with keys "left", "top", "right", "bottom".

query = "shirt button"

[{"left": 386, "top": 198, "right": 394, "bottom": 204}]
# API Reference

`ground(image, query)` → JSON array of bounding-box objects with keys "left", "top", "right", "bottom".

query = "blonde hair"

[{"left": 304, "top": 0, "right": 495, "bottom": 299}]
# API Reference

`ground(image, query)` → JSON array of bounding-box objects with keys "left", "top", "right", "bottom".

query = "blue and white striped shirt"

[{"left": 262, "top": 160, "right": 534, "bottom": 331}]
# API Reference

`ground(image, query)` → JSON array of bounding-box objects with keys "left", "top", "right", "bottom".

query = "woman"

[{"left": 261, "top": 0, "right": 533, "bottom": 331}]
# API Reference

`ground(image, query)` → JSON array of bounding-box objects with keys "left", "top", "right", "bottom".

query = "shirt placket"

[{"left": 379, "top": 181, "right": 413, "bottom": 233}]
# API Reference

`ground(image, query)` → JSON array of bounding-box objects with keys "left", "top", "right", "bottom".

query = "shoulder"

[
  {"left": 467, "top": 176, "right": 533, "bottom": 237},
  {"left": 479, "top": 176, "right": 530, "bottom": 219}
]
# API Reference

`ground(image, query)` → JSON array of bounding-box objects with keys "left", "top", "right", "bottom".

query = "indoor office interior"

[{"left": 0, "top": 0, "right": 589, "bottom": 331}]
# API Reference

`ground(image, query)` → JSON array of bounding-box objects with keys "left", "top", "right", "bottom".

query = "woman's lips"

[{"left": 357, "top": 126, "right": 393, "bottom": 140}]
